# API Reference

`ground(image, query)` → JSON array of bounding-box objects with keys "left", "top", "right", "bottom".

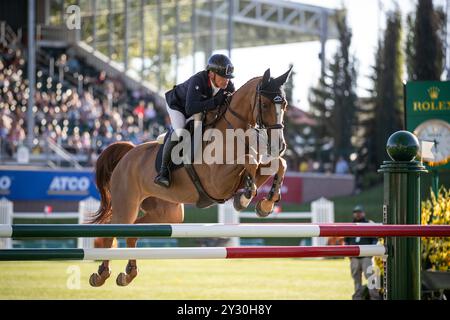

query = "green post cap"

[{"left": 386, "top": 130, "right": 420, "bottom": 162}]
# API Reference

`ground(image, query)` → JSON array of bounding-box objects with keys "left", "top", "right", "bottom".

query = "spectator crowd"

[{"left": 0, "top": 42, "right": 168, "bottom": 166}]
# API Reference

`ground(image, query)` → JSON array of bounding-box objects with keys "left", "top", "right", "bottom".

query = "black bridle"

[
  {"left": 206, "top": 81, "right": 286, "bottom": 131},
  {"left": 222, "top": 82, "right": 286, "bottom": 157},
  {"left": 202, "top": 81, "right": 287, "bottom": 157},
  {"left": 253, "top": 83, "right": 285, "bottom": 130}
]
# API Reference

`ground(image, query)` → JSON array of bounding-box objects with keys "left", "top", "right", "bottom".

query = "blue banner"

[{"left": 0, "top": 168, "right": 100, "bottom": 200}]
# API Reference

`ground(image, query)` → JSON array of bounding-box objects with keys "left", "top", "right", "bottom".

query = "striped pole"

[
  {"left": 0, "top": 224, "right": 449, "bottom": 238},
  {"left": 0, "top": 245, "right": 386, "bottom": 261}
]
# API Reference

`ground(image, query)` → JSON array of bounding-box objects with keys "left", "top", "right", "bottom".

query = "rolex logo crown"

[{"left": 428, "top": 87, "right": 440, "bottom": 100}]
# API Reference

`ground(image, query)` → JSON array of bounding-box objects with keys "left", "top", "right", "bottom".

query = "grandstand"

[
  {"left": 1, "top": 21, "right": 167, "bottom": 168},
  {"left": 0, "top": 0, "right": 340, "bottom": 169}
]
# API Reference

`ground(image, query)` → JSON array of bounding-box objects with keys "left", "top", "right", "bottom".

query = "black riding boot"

[{"left": 154, "top": 131, "right": 178, "bottom": 188}]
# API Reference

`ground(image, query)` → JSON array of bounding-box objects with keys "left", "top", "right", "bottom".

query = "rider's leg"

[{"left": 154, "top": 106, "right": 185, "bottom": 188}]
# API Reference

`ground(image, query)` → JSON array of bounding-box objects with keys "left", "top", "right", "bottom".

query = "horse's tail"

[{"left": 91, "top": 141, "right": 135, "bottom": 224}]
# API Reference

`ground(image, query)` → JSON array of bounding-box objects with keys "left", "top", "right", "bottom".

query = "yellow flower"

[{"left": 422, "top": 187, "right": 450, "bottom": 271}]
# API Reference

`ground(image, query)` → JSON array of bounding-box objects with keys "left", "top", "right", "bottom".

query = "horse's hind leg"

[
  {"left": 90, "top": 191, "right": 141, "bottom": 287},
  {"left": 115, "top": 237, "right": 139, "bottom": 286},
  {"left": 115, "top": 197, "right": 184, "bottom": 286},
  {"left": 89, "top": 237, "right": 114, "bottom": 287}
]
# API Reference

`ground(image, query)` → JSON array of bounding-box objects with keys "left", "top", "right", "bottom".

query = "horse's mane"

[
  {"left": 203, "top": 76, "right": 260, "bottom": 127},
  {"left": 235, "top": 75, "right": 287, "bottom": 99},
  {"left": 237, "top": 76, "right": 261, "bottom": 91}
]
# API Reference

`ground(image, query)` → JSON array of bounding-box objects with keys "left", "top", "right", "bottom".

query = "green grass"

[
  {"left": 0, "top": 258, "right": 355, "bottom": 299},
  {"left": 326, "top": 184, "right": 384, "bottom": 222}
]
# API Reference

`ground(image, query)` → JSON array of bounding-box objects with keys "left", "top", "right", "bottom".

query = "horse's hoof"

[
  {"left": 89, "top": 272, "right": 110, "bottom": 287},
  {"left": 116, "top": 273, "right": 130, "bottom": 286},
  {"left": 255, "top": 199, "right": 273, "bottom": 217},
  {"left": 233, "top": 191, "right": 252, "bottom": 211},
  {"left": 233, "top": 192, "right": 245, "bottom": 211},
  {"left": 89, "top": 268, "right": 111, "bottom": 287},
  {"left": 116, "top": 267, "right": 138, "bottom": 286}
]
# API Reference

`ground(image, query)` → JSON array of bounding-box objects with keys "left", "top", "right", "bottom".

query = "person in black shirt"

[
  {"left": 344, "top": 205, "right": 381, "bottom": 300},
  {"left": 154, "top": 54, "right": 236, "bottom": 188}
]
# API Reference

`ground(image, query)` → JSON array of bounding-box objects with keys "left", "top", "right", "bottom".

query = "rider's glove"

[{"left": 214, "top": 89, "right": 227, "bottom": 107}]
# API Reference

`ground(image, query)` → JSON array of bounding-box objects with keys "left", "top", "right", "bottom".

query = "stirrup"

[{"left": 154, "top": 173, "right": 171, "bottom": 188}]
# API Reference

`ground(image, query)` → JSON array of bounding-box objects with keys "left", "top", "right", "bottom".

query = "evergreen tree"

[
  {"left": 406, "top": 0, "right": 445, "bottom": 80},
  {"left": 282, "top": 64, "right": 319, "bottom": 170},
  {"left": 308, "top": 13, "right": 358, "bottom": 169},
  {"left": 405, "top": 14, "right": 416, "bottom": 81},
  {"left": 357, "top": 10, "right": 404, "bottom": 188}
]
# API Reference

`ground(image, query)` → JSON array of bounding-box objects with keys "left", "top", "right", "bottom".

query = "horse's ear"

[
  {"left": 261, "top": 68, "right": 271, "bottom": 87},
  {"left": 274, "top": 65, "right": 293, "bottom": 86}
]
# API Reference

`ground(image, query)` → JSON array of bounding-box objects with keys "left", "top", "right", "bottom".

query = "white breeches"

[{"left": 166, "top": 105, "right": 186, "bottom": 131}]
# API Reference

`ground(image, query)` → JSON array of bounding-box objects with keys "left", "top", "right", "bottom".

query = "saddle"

[{"left": 155, "top": 117, "right": 227, "bottom": 208}]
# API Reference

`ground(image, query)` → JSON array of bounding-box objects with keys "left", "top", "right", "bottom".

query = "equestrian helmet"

[{"left": 206, "top": 54, "right": 234, "bottom": 79}]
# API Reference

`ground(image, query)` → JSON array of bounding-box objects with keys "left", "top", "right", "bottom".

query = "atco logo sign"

[
  {"left": 0, "top": 176, "right": 11, "bottom": 195},
  {"left": 47, "top": 176, "right": 90, "bottom": 195}
]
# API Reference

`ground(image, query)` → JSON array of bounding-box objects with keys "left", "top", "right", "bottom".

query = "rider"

[{"left": 154, "top": 53, "right": 236, "bottom": 188}]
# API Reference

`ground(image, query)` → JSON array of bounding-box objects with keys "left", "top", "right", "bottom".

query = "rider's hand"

[
  {"left": 214, "top": 89, "right": 227, "bottom": 107},
  {"left": 226, "top": 81, "right": 236, "bottom": 93}
]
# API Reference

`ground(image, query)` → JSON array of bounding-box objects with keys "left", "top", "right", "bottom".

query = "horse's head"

[{"left": 253, "top": 67, "right": 292, "bottom": 156}]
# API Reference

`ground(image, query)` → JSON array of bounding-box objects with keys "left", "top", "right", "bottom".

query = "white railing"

[
  {"left": 0, "top": 197, "right": 100, "bottom": 249},
  {"left": 218, "top": 197, "right": 335, "bottom": 246},
  {"left": 2, "top": 197, "right": 335, "bottom": 249},
  {"left": 78, "top": 197, "right": 99, "bottom": 249},
  {"left": 0, "top": 21, "right": 20, "bottom": 47},
  {"left": 12, "top": 212, "right": 79, "bottom": 219},
  {"left": 45, "top": 138, "right": 83, "bottom": 169},
  {"left": 0, "top": 198, "right": 13, "bottom": 249}
]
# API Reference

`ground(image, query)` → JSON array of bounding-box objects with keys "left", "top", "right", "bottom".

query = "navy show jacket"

[{"left": 165, "top": 70, "right": 235, "bottom": 118}]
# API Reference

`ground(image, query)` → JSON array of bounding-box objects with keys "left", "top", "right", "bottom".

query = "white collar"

[{"left": 210, "top": 79, "right": 220, "bottom": 96}]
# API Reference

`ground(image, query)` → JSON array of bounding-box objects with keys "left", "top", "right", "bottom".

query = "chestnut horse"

[{"left": 89, "top": 68, "right": 291, "bottom": 287}]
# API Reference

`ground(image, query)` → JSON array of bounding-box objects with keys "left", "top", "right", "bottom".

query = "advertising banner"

[{"left": 0, "top": 168, "right": 99, "bottom": 200}]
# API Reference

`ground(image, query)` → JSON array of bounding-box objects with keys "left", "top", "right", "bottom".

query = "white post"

[
  {"left": 0, "top": 197, "right": 13, "bottom": 248},
  {"left": 78, "top": 197, "right": 100, "bottom": 249},
  {"left": 311, "top": 197, "right": 335, "bottom": 246},
  {"left": 217, "top": 200, "right": 240, "bottom": 246}
]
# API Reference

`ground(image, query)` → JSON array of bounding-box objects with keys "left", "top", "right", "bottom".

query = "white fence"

[
  {"left": 77, "top": 197, "right": 100, "bottom": 249},
  {"left": 218, "top": 197, "right": 335, "bottom": 246},
  {"left": 0, "top": 197, "right": 99, "bottom": 249},
  {"left": 0, "top": 198, "right": 13, "bottom": 249},
  {"left": 1, "top": 196, "right": 334, "bottom": 249}
]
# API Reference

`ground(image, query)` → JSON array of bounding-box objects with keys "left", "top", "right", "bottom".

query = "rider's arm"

[{"left": 185, "top": 77, "right": 218, "bottom": 115}]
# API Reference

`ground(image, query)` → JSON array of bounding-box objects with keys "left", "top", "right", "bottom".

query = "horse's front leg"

[
  {"left": 254, "top": 157, "right": 287, "bottom": 217},
  {"left": 233, "top": 155, "right": 259, "bottom": 211}
]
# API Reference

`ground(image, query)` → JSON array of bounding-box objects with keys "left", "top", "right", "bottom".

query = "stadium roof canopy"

[
  {"left": 193, "top": 0, "right": 341, "bottom": 51},
  {"left": 30, "top": 0, "right": 343, "bottom": 90}
]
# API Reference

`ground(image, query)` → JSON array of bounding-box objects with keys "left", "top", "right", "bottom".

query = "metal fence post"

[{"left": 378, "top": 131, "right": 427, "bottom": 300}]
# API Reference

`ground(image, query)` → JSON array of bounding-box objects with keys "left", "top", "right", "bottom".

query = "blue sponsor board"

[{"left": 0, "top": 168, "right": 100, "bottom": 200}]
